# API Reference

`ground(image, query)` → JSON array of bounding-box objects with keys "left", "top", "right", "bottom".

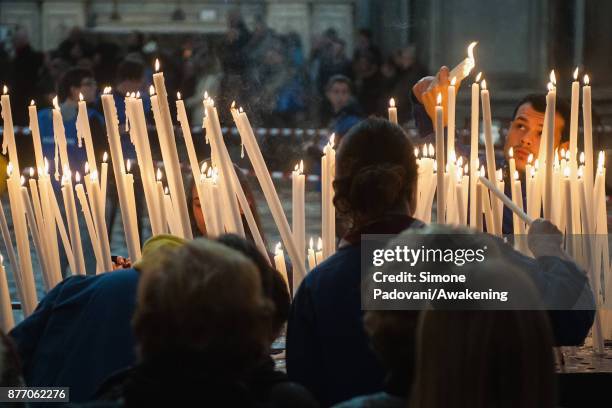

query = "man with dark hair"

[
  {"left": 412, "top": 67, "right": 574, "bottom": 233},
  {"left": 325, "top": 75, "right": 364, "bottom": 140}
]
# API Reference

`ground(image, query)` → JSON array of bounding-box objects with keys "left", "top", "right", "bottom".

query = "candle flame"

[
  {"left": 475, "top": 72, "right": 482, "bottom": 82},
  {"left": 164, "top": 186, "right": 169, "bottom": 194},
  {"left": 299, "top": 160, "right": 304, "bottom": 173},
  {"left": 44, "top": 158, "right": 49, "bottom": 173},
  {"left": 91, "top": 170, "right": 98, "bottom": 182},
  {"left": 206, "top": 167, "right": 212, "bottom": 178},
  {"left": 479, "top": 165, "right": 485, "bottom": 177},
  {"left": 75, "top": 171, "right": 81, "bottom": 183},
  {"left": 155, "top": 58, "right": 160, "bottom": 72},
  {"left": 329, "top": 133, "right": 335, "bottom": 147},
  {"left": 20, "top": 175, "right": 25, "bottom": 186},
  {"left": 457, "top": 156, "right": 463, "bottom": 167},
  {"left": 2, "top": 85, "right": 7, "bottom": 94},
  {"left": 231, "top": 100, "right": 236, "bottom": 109},
  {"left": 29, "top": 167, "right": 34, "bottom": 177},
  {"left": 79, "top": 93, "right": 84, "bottom": 101},
  {"left": 149, "top": 85, "right": 155, "bottom": 96},
  {"left": 450, "top": 77, "right": 457, "bottom": 86},
  {"left": 156, "top": 168, "right": 162, "bottom": 181},
  {"left": 201, "top": 162, "right": 208, "bottom": 174},
  {"left": 467, "top": 41, "right": 477, "bottom": 61},
  {"left": 514, "top": 170, "right": 519, "bottom": 180},
  {"left": 433, "top": 160, "right": 437, "bottom": 171},
  {"left": 389, "top": 98, "right": 395, "bottom": 108},
  {"left": 6, "top": 162, "right": 13, "bottom": 177},
  {"left": 549, "top": 70, "right": 556, "bottom": 86},
  {"left": 309, "top": 237, "right": 314, "bottom": 250},
  {"left": 177, "top": 91, "right": 181, "bottom": 100},
  {"left": 52, "top": 96, "right": 59, "bottom": 110},
  {"left": 30, "top": 99, "right": 35, "bottom": 106},
  {"left": 598, "top": 151, "right": 605, "bottom": 169},
  {"left": 573, "top": 67, "right": 579, "bottom": 81},
  {"left": 204, "top": 91, "right": 209, "bottom": 100},
  {"left": 126, "top": 159, "right": 131, "bottom": 172},
  {"left": 428, "top": 143, "right": 435, "bottom": 157},
  {"left": 534, "top": 159, "right": 539, "bottom": 170},
  {"left": 239, "top": 107, "right": 244, "bottom": 113},
  {"left": 103, "top": 86, "right": 112, "bottom": 94},
  {"left": 275, "top": 242, "right": 282, "bottom": 254},
  {"left": 317, "top": 237, "right": 323, "bottom": 251},
  {"left": 496, "top": 168, "right": 503, "bottom": 181},
  {"left": 103, "top": 151, "right": 108, "bottom": 162},
  {"left": 136, "top": 91, "right": 140, "bottom": 98},
  {"left": 414, "top": 147, "right": 419, "bottom": 158},
  {"left": 84, "top": 162, "right": 90, "bottom": 174},
  {"left": 464, "top": 163, "right": 469, "bottom": 174},
  {"left": 527, "top": 153, "right": 533, "bottom": 164},
  {"left": 508, "top": 147, "right": 514, "bottom": 158},
  {"left": 584, "top": 74, "right": 590, "bottom": 85},
  {"left": 547, "top": 82, "right": 553, "bottom": 92},
  {"left": 481, "top": 79, "right": 487, "bottom": 90},
  {"left": 436, "top": 93, "right": 442, "bottom": 105},
  {"left": 560, "top": 148, "right": 565, "bottom": 158},
  {"left": 579, "top": 151, "right": 585, "bottom": 164}
]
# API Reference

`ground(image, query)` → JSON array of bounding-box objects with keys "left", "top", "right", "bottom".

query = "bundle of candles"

[{"left": 0, "top": 50, "right": 609, "bottom": 354}]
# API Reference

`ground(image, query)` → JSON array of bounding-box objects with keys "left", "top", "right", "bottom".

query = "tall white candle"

[
  {"left": 321, "top": 135, "right": 336, "bottom": 258},
  {"left": 292, "top": 161, "right": 306, "bottom": 267},
  {"left": 273, "top": 242, "right": 290, "bottom": 293},
  {"left": 388, "top": 98, "right": 398, "bottom": 124},
  {"left": 569, "top": 68, "right": 580, "bottom": 161},
  {"left": 469, "top": 74, "right": 481, "bottom": 228},
  {"left": 61, "top": 169, "right": 86, "bottom": 275},
  {"left": 582, "top": 75, "right": 594, "bottom": 207},
  {"left": 435, "top": 93, "right": 445, "bottom": 223},
  {"left": 28, "top": 100, "right": 45, "bottom": 171},
  {"left": 0, "top": 256, "right": 14, "bottom": 332},
  {"left": 307, "top": 237, "right": 317, "bottom": 271},
  {"left": 20, "top": 176, "right": 49, "bottom": 288},
  {"left": 151, "top": 61, "right": 192, "bottom": 239},
  {"left": 447, "top": 77, "right": 457, "bottom": 163},
  {"left": 480, "top": 80, "right": 501, "bottom": 234},
  {"left": 543, "top": 72, "right": 556, "bottom": 220},
  {"left": 76, "top": 93, "right": 98, "bottom": 175},
  {"left": 75, "top": 173, "right": 104, "bottom": 273}
]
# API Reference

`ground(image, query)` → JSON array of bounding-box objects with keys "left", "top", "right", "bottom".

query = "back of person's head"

[
  {"left": 404, "top": 226, "right": 556, "bottom": 408},
  {"left": 116, "top": 58, "right": 145, "bottom": 84},
  {"left": 216, "top": 234, "right": 290, "bottom": 340},
  {"left": 132, "top": 239, "right": 274, "bottom": 375},
  {"left": 0, "top": 332, "right": 22, "bottom": 387},
  {"left": 512, "top": 93, "right": 571, "bottom": 142},
  {"left": 333, "top": 117, "right": 418, "bottom": 227},
  {"left": 57, "top": 67, "right": 94, "bottom": 102}
]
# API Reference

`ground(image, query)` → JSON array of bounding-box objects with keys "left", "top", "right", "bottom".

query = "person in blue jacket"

[
  {"left": 9, "top": 235, "right": 186, "bottom": 402},
  {"left": 286, "top": 117, "right": 594, "bottom": 407}
]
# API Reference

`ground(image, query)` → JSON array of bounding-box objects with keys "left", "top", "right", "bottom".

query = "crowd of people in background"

[{"left": 0, "top": 10, "right": 427, "bottom": 133}]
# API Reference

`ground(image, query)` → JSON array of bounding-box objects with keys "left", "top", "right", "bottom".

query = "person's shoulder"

[{"left": 268, "top": 381, "right": 319, "bottom": 408}]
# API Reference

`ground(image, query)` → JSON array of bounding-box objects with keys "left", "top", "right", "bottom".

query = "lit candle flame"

[
  {"left": 44, "top": 158, "right": 49, "bottom": 173},
  {"left": 75, "top": 171, "right": 81, "bottom": 183},
  {"left": 136, "top": 91, "right": 140, "bottom": 98},
  {"left": 177, "top": 92, "right": 181, "bottom": 100},
  {"left": 547, "top": 82, "right": 553, "bottom": 92},
  {"left": 84, "top": 162, "right": 90, "bottom": 174},
  {"left": 475, "top": 72, "right": 482, "bottom": 82},
  {"left": 428, "top": 143, "right": 435, "bottom": 157},
  {"left": 530, "top": 168, "right": 536, "bottom": 178},
  {"left": 464, "top": 163, "right": 469, "bottom": 174},
  {"left": 481, "top": 79, "right": 487, "bottom": 90},
  {"left": 239, "top": 107, "right": 244, "bottom": 113},
  {"left": 496, "top": 168, "right": 503, "bottom": 182},
  {"left": 201, "top": 162, "right": 208, "bottom": 174},
  {"left": 155, "top": 58, "right": 160, "bottom": 72},
  {"left": 6, "top": 162, "right": 13, "bottom": 177},
  {"left": 527, "top": 153, "right": 533, "bottom": 164},
  {"left": 467, "top": 41, "right": 478, "bottom": 61},
  {"left": 2, "top": 85, "right": 7, "bottom": 94},
  {"left": 79, "top": 93, "right": 84, "bottom": 102},
  {"left": 156, "top": 168, "right": 162, "bottom": 181},
  {"left": 52, "top": 96, "right": 59, "bottom": 110},
  {"left": 309, "top": 237, "right": 314, "bottom": 250},
  {"left": 560, "top": 148, "right": 566, "bottom": 158},
  {"left": 20, "top": 176, "right": 25, "bottom": 186},
  {"left": 509, "top": 147, "right": 514, "bottom": 158},
  {"left": 329, "top": 133, "right": 335, "bottom": 147},
  {"left": 479, "top": 165, "right": 485, "bottom": 177},
  {"left": 126, "top": 159, "right": 131, "bottom": 173},
  {"left": 579, "top": 151, "right": 585, "bottom": 164},
  {"left": 103, "top": 152, "right": 108, "bottom": 162},
  {"left": 30, "top": 100, "right": 35, "bottom": 106},
  {"left": 299, "top": 160, "right": 304, "bottom": 173},
  {"left": 317, "top": 237, "right": 323, "bottom": 251},
  {"left": 414, "top": 147, "right": 419, "bottom": 158},
  {"left": 457, "top": 156, "right": 463, "bottom": 167},
  {"left": 275, "top": 242, "right": 282, "bottom": 254},
  {"left": 598, "top": 151, "right": 605, "bottom": 169},
  {"left": 514, "top": 170, "right": 519, "bottom": 180},
  {"left": 573, "top": 67, "right": 579, "bottom": 81},
  {"left": 103, "top": 86, "right": 112, "bottom": 94},
  {"left": 164, "top": 186, "right": 169, "bottom": 194},
  {"left": 450, "top": 77, "right": 457, "bottom": 86},
  {"left": 389, "top": 98, "right": 395, "bottom": 108},
  {"left": 204, "top": 91, "right": 209, "bottom": 100},
  {"left": 584, "top": 74, "right": 590, "bottom": 86},
  {"left": 534, "top": 159, "right": 539, "bottom": 170},
  {"left": 436, "top": 93, "right": 442, "bottom": 105},
  {"left": 565, "top": 150, "right": 570, "bottom": 161},
  {"left": 29, "top": 167, "right": 34, "bottom": 177},
  {"left": 549, "top": 70, "right": 556, "bottom": 86},
  {"left": 231, "top": 100, "right": 236, "bottom": 109},
  {"left": 149, "top": 85, "right": 155, "bottom": 96}
]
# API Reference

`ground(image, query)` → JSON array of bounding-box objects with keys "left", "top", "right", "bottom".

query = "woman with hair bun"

[{"left": 286, "top": 117, "right": 423, "bottom": 407}]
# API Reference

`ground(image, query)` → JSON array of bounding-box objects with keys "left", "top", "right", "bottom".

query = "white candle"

[
  {"left": 455, "top": 172, "right": 466, "bottom": 225},
  {"left": 469, "top": 74, "right": 481, "bottom": 228},
  {"left": 151, "top": 62, "right": 192, "bottom": 239},
  {"left": 124, "top": 160, "right": 141, "bottom": 260},
  {"left": 479, "top": 174, "right": 533, "bottom": 226},
  {"left": 235, "top": 107, "right": 307, "bottom": 286},
  {"left": 480, "top": 80, "right": 501, "bottom": 234},
  {"left": 435, "top": 93, "right": 445, "bottom": 223},
  {"left": 28, "top": 173, "right": 58, "bottom": 285},
  {"left": 37, "top": 164, "right": 62, "bottom": 284},
  {"left": 273, "top": 242, "right": 290, "bottom": 293},
  {"left": 388, "top": 98, "right": 398, "bottom": 124},
  {"left": 101, "top": 87, "right": 141, "bottom": 261},
  {"left": 101, "top": 152, "right": 109, "bottom": 219},
  {"left": 163, "top": 187, "right": 181, "bottom": 237},
  {"left": 543, "top": 72, "right": 556, "bottom": 220},
  {"left": 511, "top": 170, "right": 525, "bottom": 236},
  {"left": 28, "top": 100, "right": 45, "bottom": 171},
  {"left": 76, "top": 93, "right": 98, "bottom": 175},
  {"left": 155, "top": 169, "right": 168, "bottom": 234},
  {"left": 0, "top": 256, "right": 14, "bottom": 332},
  {"left": 292, "top": 161, "right": 305, "bottom": 267},
  {"left": 582, "top": 75, "right": 595, "bottom": 208},
  {"left": 20, "top": 176, "right": 49, "bottom": 288},
  {"left": 88, "top": 170, "right": 112, "bottom": 272},
  {"left": 569, "top": 68, "right": 580, "bottom": 161},
  {"left": 321, "top": 135, "right": 336, "bottom": 258},
  {"left": 61, "top": 169, "right": 86, "bottom": 275},
  {"left": 315, "top": 237, "right": 324, "bottom": 266},
  {"left": 307, "top": 237, "right": 317, "bottom": 271},
  {"left": 447, "top": 77, "right": 457, "bottom": 163},
  {"left": 75, "top": 173, "right": 104, "bottom": 273}
]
